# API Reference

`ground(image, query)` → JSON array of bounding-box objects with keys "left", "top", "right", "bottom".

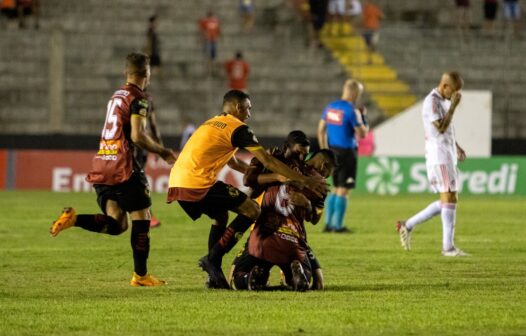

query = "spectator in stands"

[
  {"left": 240, "top": 0, "right": 255, "bottom": 33},
  {"left": 145, "top": 15, "right": 162, "bottom": 77},
  {"left": 454, "top": 0, "right": 471, "bottom": 41},
  {"left": 346, "top": 0, "right": 363, "bottom": 34},
  {"left": 503, "top": 0, "right": 521, "bottom": 38},
  {"left": 328, "top": 0, "right": 347, "bottom": 35},
  {"left": 17, "top": 0, "right": 38, "bottom": 29},
  {"left": 199, "top": 10, "right": 221, "bottom": 76},
  {"left": 1, "top": 0, "right": 17, "bottom": 28},
  {"left": 0, "top": 0, "right": 38, "bottom": 29},
  {"left": 483, "top": 0, "right": 499, "bottom": 38},
  {"left": 308, "top": 0, "right": 328, "bottom": 48},
  {"left": 361, "top": 1, "right": 384, "bottom": 64},
  {"left": 224, "top": 51, "right": 250, "bottom": 92}
]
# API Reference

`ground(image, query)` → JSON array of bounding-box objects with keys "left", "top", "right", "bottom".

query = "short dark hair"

[
  {"left": 223, "top": 90, "right": 250, "bottom": 106},
  {"left": 149, "top": 15, "right": 157, "bottom": 23},
  {"left": 286, "top": 130, "right": 310, "bottom": 147},
  {"left": 312, "top": 149, "right": 337, "bottom": 168},
  {"left": 126, "top": 52, "right": 150, "bottom": 78}
]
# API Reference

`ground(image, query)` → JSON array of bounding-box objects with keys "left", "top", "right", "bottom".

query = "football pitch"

[{"left": 1, "top": 191, "right": 525, "bottom": 335}]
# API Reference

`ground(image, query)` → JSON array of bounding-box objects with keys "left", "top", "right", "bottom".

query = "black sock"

[
  {"left": 76, "top": 214, "right": 123, "bottom": 235},
  {"left": 131, "top": 220, "right": 150, "bottom": 276},
  {"left": 210, "top": 215, "right": 253, "bottom": 263},
  {"left": 208, "top": 224, "right": 226, "bottom": 252}
]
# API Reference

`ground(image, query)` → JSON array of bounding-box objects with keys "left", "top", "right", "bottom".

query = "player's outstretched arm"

[
  {"left": 131, "top": 115, "right": 176, "bottom": 164},
  {"left": 227, "top": 156, "right": 249, "bottom": 174},
  {"left": 250, "top": 148, "right": 327, "bottom": 198}
]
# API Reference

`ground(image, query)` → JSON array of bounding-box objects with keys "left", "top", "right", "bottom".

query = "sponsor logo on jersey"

[
  {"left": 326, "top": 109, "right": 344, "bottom": 125},
  {"left": 96, "top": 139, "right": 121, "bottom": 156}
]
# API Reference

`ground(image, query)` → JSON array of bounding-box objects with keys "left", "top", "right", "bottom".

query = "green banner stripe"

[{"left": 355, "top": 157, "right": 526, "bottom": 195}]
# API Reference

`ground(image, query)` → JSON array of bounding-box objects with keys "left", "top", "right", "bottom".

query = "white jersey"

[{"left": 422, "top": 89, "right": 457, "bottom": 166}]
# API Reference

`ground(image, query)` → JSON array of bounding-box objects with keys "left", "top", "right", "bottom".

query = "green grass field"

[{"left": 1, "top": 191, "right": 525, "bottom": 335}]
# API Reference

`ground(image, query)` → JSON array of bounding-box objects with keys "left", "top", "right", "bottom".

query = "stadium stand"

[{"left": 0, "top": 0, "right": 524, "bottom": 148}]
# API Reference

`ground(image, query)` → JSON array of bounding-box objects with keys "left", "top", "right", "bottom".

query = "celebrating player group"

[{"left": 50, "top": 52, "right": 468, "bottom": 290}]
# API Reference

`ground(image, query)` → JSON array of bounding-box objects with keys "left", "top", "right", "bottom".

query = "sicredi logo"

[
  {"left": 365, "top": 157, "right": 403, "bottom": 195},
  {"left": 365, "top": 158, "right": 519, "bottom": 195}
]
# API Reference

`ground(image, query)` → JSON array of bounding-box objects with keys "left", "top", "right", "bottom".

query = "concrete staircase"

[
  {"left": 321, "top": 23, "right": 417, "bottom": 117},
  {"left": 0, "top": 0, "right": 348, "bottom": 138}
]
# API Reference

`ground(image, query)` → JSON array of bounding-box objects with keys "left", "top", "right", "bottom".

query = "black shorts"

[
  {"left": 330, "top": 146, "right": 358, "bottom": 189},
  {"left": 94, "top": 171, "right": 151, "bottom": 214},
  {"left": 178, "top": 181, "right": 247, "bottom": 221}
]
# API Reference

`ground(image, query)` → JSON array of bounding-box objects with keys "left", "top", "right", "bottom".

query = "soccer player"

[
  {"left": 50, "top": 53, "right": 177, "bottom": 286},
  {"left": 167, "top": 90, "right": 327, "bottom": 289},
  {"left": 396, "top": 71, "right": 468, "bottom": 257},
  {"left": 317, "top": 79, "right": 369, "bottom": 233},
  {"left": 133, "top": 93, "right": 163, "bottom": 228},
  {"left": 245, "top": 130, "right": 311, "bottom": 200},
  {"left": 229, "top": 130, "right": 323, "bottom": 289},
  {"left": 231, "top": 149, "right": 336, "bottom": 291}
]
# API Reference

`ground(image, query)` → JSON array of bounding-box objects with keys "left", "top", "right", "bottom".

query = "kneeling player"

[{"left": 232, "top": 150, "right": 336, "bottom": 291}]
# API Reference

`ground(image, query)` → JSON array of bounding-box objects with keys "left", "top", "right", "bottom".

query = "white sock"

[
  {"left": 406, "top": 201, "right": 442, "bottom": 230},
  {"left": 441, "top": 203, "right": 457, "bottom": 251}
]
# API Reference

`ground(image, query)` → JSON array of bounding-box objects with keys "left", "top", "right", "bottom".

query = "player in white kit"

[{"left": 396, "top": 72, "right": 468, "bottom": 257}]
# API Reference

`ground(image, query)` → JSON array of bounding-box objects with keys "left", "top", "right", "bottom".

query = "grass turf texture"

[{"left": 0, "top": 191, "right": 525, "bottom": 335}]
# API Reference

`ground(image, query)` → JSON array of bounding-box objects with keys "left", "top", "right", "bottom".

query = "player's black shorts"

[
  {"left": 178, "top": 181, "right": 247, "bottom": 221},
  {"left": 330, "top": 146, "right": 358, "bottom": 189},
  {"left": 94, "top": 171, "right": 151, "bottom": 214}
]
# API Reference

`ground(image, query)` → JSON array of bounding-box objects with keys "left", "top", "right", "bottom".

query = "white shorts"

[
  {"left": 328, "top": 0, "right": 345, "bottom": 15},
  {"left": 427, "top": 163, "right": 459, "bottom": 193}
]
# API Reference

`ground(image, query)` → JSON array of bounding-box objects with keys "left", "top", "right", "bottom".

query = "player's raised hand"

[
  {"left": 160, "top": 148, "right": 177, "bottom": 164},
  {"left": 451, "top": 91, "right": 462, "bottom": 108},
  {"left": 457, "top": 145, "right": 466, "bottom": 162}
]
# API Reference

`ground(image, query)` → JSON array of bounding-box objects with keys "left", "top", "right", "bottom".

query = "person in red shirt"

[
  {"left": 361, "top": 1, "right": 384, "bottom": 64},
  {"left": 224, "top": 51, "right": 250, "bottom": 91},
  {"left": 50, "top": 53, "right": 177, "bottom": 287},
  {"left": 199, "top": 10, "right": 221, "bottom": 75}
]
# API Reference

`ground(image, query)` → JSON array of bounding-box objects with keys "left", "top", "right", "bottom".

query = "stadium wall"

[
  {"left": 1, "top": 150, "right": 524, "bottom": 195},
  {"left": 374, "top": 91, "right": 492, "bottom": 157}
]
